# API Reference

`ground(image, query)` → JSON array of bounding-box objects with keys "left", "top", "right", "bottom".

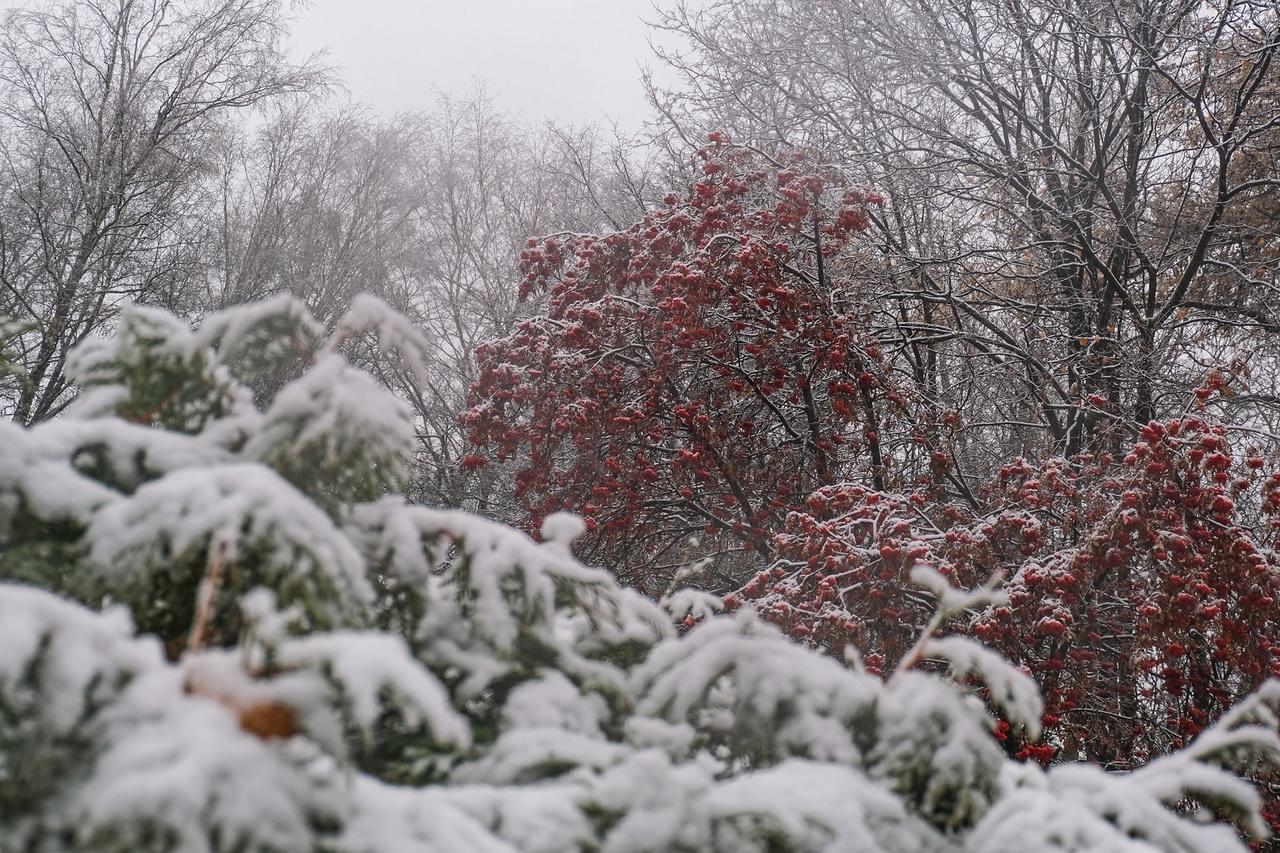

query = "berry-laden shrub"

[
  {"left": 741, "top": 413, "right": 1280, "bottom": 775},
  {"left": 463, "top": 138, "right": 920, "bottom": 594},
  {"left": 3, "top": 296, "right": 1280, "bottom": 852}
]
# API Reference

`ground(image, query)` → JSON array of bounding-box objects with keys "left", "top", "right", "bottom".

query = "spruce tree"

[{"left": 2, "top": 295, "right": 1279, "bottom": 852}]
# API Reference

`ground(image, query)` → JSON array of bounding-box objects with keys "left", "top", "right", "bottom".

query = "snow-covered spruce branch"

[{"left": 1, "top": 297, "right": 1279, "bottom": 852}]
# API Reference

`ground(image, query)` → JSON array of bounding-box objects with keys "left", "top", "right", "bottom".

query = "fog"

[{"left": 288, "top": 0, "right": 671, "bottom": 127}]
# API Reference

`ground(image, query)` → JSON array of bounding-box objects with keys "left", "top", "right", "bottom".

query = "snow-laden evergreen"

[{"left": 2, "top": 296, "right": 1279, "bottom": 852}]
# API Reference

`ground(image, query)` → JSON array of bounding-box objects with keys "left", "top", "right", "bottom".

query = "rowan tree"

[
  {"left": 740, "top": 394, "right": 1280, "bottom": 780},
  {"left": 464, "top": 139, "right": 930, "bottom": 590}
]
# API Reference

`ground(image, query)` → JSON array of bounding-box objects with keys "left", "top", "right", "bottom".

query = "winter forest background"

[{"left": 3, "top": 0, "right": 1280, "bottom": 850}]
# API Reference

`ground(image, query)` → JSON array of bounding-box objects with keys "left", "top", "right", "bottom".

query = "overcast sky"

[{"left": 288, "top": 0, "right": 677, "bottom": 129}]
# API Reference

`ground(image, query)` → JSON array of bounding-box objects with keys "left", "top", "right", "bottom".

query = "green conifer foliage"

[{"left": 2, "top": 296, "right": 1280, "bottom": 852}]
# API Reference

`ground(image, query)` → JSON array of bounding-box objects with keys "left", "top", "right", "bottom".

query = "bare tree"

[
  {"left": 208, "top": 102, "right": 420, "bottom": 316},
  {"left": 0, "top": 0, "right": 323, "bottom": 424},
  {"left": 542, "top": 121, "right": 664, "bottom": 231},
  {"left": 401, "top": 92, "right": 633, "bottom": 511},
  {"left": 206, "top": 89, "right": 657, "bottom": 511},
  {"left": 652, "top": 0, "right": 1280, "bottom": 467}
]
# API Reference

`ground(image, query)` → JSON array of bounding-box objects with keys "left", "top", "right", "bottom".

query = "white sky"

[{"left": 287, "top": 0, "right": 676, "bottom": 129}]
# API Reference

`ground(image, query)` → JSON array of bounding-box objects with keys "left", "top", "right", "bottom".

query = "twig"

[{"left": 187, "top": 538, "right": 230, "bottom": 653}]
